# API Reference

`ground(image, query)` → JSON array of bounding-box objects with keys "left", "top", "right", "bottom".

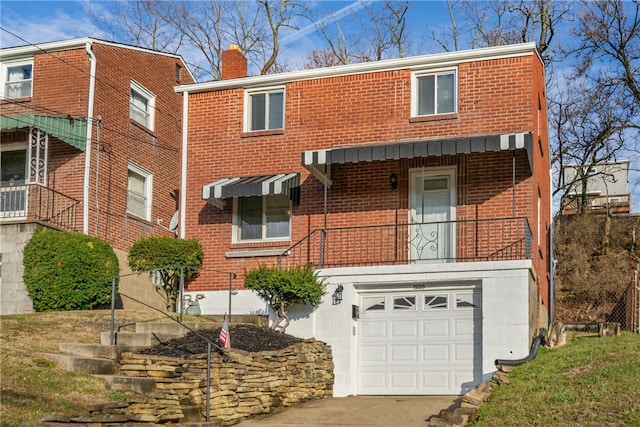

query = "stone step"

[
  {"left": 103, "top": 375, "right": 157, "bottom": 394},
  {"left": 45, "top": 353, "right": 118, "bottom": 375},
  {"left": 100, "top": 331, "right": 184, "bottom": 346},
  {"left": 58, "top": 343, "right": 148, "bottom": 359}
]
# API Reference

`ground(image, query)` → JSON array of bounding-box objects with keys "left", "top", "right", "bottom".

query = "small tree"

[
  {"left": 128, "top": 237, "right": 203, "bottom": 312},
  {"left": 244, "top": 265, "right": 325, "bottom": 333},
  {"left": 23, "top": 227, "right": 119, "bottom": 311}
]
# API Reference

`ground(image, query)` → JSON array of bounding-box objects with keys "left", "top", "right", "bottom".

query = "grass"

[
  {"left": 0, "top": 309, "right": 205, "bottom": 427},
  {"left": 473, "top": 332, "right": 640, "bottom": 426}
]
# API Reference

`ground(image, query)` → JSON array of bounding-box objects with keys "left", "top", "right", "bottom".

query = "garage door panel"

[
  {"left": 422, "top": 370, "right": 451, "bottom": 390},
  {"left": 359, "top": 345, "right": 387, "bottom": 363},
  {"left": 360, "top": 321, "right": 387, "bottom": 339},
  {"left": 359, "top": 371, "right": 387, "bottom": 390},
  {"left": 390, "top": 371, "right": 419, "bottom": 389},
  {"left": 390, "top": 345, "right": 419, "bottom": 362},
  {"left": 422, "top": 319, "right": 450, "bottom": 337},
  {"left": 422, "top": 344, "right": 449, "bottom": 362},
  {"left": 453, "top": 343, "right": 474, "bottom": 362},
  {"left": 453, "top": 318, "right": 475, "bottom": 336},
  {"left": 391, "top": 320, "right": 418, "bottom": 338}
]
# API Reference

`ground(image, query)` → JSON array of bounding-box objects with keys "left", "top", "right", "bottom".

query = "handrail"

[{"left": 278, "top": 217, "right": 532, "bottom": 269}]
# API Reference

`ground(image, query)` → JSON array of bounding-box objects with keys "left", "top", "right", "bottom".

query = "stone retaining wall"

[{"left": 119, "top": 339, "right": 334, "bottom": 425}]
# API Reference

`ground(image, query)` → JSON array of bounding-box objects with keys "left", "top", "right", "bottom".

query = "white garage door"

[{"left": 357, "top": 288, "right": 482, "bottom": 395}]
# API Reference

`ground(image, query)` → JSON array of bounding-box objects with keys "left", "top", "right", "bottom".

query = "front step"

[
  {"left": 59, "top": 343, "right": 148, "bottom": 359},
  {"left": 99, "top": 331, "right": 184, "bottom": 346},
  {"left": 45, "top": 353, "right": 118, "bottom": 375}
]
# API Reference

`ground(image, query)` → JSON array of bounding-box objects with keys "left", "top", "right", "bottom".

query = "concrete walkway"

[{"left": 235, "top": 396, "right": 461, "bottom": 427}]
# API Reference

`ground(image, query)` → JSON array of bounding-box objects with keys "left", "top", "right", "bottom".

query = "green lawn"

[{"left": 473, "top": 332, "right": 640, "bottom": 426}]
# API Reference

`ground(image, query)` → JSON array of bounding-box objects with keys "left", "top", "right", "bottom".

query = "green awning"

[{"left": 0, "top": 114, "right": 87, "bottom": 151}]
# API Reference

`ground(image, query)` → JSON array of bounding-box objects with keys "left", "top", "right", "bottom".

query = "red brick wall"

[
  {"left": 2, "top": 43, "right": 194, "bottom": 254},
  {"left": 184, "top": 52, "right": 551, "bottom": 302}
]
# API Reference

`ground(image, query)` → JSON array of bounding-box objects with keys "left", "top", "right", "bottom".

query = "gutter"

[{"left": 83, "top": 41, "right": 96, "bottom": 235}]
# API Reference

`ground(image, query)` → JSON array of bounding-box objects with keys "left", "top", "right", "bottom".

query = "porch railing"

[
  {"left": 0, "top": 183, "right": 80, "bottom": 231},
  {"left": 278, "top": 217, "right": 531, "bottom": 269}
]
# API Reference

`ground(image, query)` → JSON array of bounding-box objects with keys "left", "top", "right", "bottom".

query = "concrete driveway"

[{"left": 235, "top": 395, "right": 461, "bottom": 427}]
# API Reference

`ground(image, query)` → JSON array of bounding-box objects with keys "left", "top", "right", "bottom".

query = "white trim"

[
  {"left": 176, "top": 43, "right": 538, "bottom": 94},
  {"left": 127, "top": 161, "right": 153, "bottom": 221},
  {"left": 0, "top": 58, "right": 33, "bottom": 99},
  {"left": 243, "top": 86, "right": 285, "bottom": 132},
  {"left": 130, "top": 79, "right": 156, "bottom": 131},
  {"left": 231, "top": 195, "right": 292, "bottom": 243}
]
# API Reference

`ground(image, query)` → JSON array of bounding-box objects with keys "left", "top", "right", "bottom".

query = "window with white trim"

[
  {"left": 233, "top": 195, "right": 290, "bottom": 242},
  {"left": 1, "top": 59, "right": 33, "bottom": 99},
  {"left": 129, "top": 80, "right": 155, "bottom": 130},
  {"left": 245, "top": 87, "right": 284, "bottom": 131},
  {"left": 127, "top": 163, "right": 152, "bottom": 220},
  {"left": 413, "top": 69, "right": 457, "bottom": 116}
]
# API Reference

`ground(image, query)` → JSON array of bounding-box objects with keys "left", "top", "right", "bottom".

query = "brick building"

[
  {"left": 182, "top": 42, "right": 551, "bottom": 397},
  {"left": 0, "top": 38, "right": 195, "bottom": 314}
]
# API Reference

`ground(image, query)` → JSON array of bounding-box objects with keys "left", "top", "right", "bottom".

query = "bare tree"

[
  {"left": 311, "top": 1, "right": 412, "bottom": 67},
  {"left": 87, "top": 0, "right": 310, "bottom": 81}
]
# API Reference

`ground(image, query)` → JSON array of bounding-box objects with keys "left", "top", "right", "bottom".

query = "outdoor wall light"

[
  {"left": 389, "top": 173, "right": 398, "bottom": 190},
  {"left": 332, "top": 284, "right": 344, "bottom": 305}
]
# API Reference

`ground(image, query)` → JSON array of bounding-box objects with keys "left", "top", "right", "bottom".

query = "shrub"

[
  {"left": 128, "top": 237, "right": 203, "bottom": 312},
  {"left": 23, "top": 227, "right": 119, "bottom": 311},
  {"left": 244, "top": 265, "right": 325, "bottom": 333}
]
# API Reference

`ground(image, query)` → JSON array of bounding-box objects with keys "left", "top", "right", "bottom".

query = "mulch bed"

[{"left": 140, "top": 324, "right": 304, "bottom": 357}]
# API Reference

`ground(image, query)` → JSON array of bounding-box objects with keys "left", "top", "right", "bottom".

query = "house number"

[{"left": 413, "top": 284, "right": 426, "bottom": 289}]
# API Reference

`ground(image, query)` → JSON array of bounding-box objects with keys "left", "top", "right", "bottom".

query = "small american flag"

[{"left": 218, "top": 318, "right": 230, "bottom": 348}]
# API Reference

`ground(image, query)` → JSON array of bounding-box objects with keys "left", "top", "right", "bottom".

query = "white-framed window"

[
  {"left": 1, "top": 59, "right": 33, "bottom": 99},
  {"left": 129, "top": 80, "right": 155, "bottom": 130},
  {"left": 412, "top": 69, "right": 457, "bottom": 116},
  {"left": 127, "top": 162, "right": 153, "bottom": 220},
  {"left": 233, "top": 195, "right": 290, "bottom": 242},
  {"left": 244, "top": 87, "right": 284, "bottom": 131},
  {"left": 1, "top": 143, "right": 28, "bottom": 217}
]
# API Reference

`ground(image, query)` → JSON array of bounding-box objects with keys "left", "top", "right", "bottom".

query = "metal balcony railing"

[
  {"left": 0, "top": 183, "right": 79, "bottom": 231},
  {"left": 278, "top": 217, "right": 531, "bottom": 269}
]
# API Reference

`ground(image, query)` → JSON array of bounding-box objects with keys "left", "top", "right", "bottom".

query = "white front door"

[
  {"left": 409, "top": 167, "right": 456, "bottom": 262},
  {"left": 357, "top": 287, "right": 482, "bottom": 395}
]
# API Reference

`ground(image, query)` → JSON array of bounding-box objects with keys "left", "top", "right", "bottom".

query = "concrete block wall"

[{"left": 0, "top": 223, "right": 36, "bottom": 315}]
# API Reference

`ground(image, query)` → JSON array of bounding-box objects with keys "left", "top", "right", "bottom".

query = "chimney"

[{"left": 221, "top": 45, "right": 247, "bottom": 80}]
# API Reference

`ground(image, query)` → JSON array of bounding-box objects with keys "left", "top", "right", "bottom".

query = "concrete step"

[
  {"left": 100, "top": 331, "right": 184, "bottom": 346},
  {"left": 103, "top": 375, "right": 156, "bottom": 394},
  {"left": 135, "top": 321, "right": 222, "bottom": 335},
  {"left": 45, "top": 353, "right": 118, "bottom": 375},
  {"left": 58, "top": 343, "right": 148, "bottom": 359}
]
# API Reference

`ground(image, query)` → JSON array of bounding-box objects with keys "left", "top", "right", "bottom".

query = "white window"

[
  {"left": 233, "top": 195, "right": 290, "bottom": 242},
  {"left": 129, "top": 80, "right": 155, "bottom": 130},
  {"left": 1, "top": 60, "right": 33, "bottom": 99},
  {"left": 245, "top": 87, "right": 284, "bottom": 131},
  {"left": 127, "top": 162, "right": 152, "bottom": 220},
  {"left": 413, "top": 69, "right": 457, "bottom": 116}
]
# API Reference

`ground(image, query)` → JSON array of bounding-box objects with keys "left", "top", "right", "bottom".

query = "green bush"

[
  {"left": 128, "top": 237, "right": 203, "bottom": 312},
  {"left": 23, "top": 227, "right": 119, "bottom": 311},
  {"left": 244, "top": 265, "right": 325, "bottom": 333}
]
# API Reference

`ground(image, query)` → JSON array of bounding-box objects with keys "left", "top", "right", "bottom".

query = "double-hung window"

[
  {"left": 2, "top": 60, "right": 33, "bottom": 99},
  {"left": 130, "top": 80, "right": 155, "bottom": 130},
  {"left": 234, "top": 195, "right": 290, "bottom": 241},
  {"left": 413, "top": 69, "right": 457, "bottom": 116},
  {"left": 127, "top": 162, "right": 153, "bottom": 221},
  {"left": 245, "top": 87, "right": 284, "bottom": 131}
]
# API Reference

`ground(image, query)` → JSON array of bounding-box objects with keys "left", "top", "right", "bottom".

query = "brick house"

[
  {"left": 0, "top": 38, "right": 195, "bottom": 314},
  {"left": 177, "top": 43, "right": 551, "bottom": 396}
]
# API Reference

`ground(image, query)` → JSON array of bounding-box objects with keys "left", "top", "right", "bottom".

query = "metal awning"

[
  {"left": 302, "top": 132, "right": 533, "bottom": 186},
  {"left": 202, "top": 173, "right": 300, "bottom": 209},
  {"left": 0, "top": 114, "right": 88, "bottom": 151}
]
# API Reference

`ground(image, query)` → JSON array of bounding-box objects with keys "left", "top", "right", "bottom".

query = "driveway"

[{"left": 235, "top": 395, "right": 461, "bottom": 427}]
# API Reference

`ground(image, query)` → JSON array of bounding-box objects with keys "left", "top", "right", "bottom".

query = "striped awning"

[
  {"left": 0, "top": 114, "right": 88, "bottom": 151},
  {"left": 302, "top": 132, "right": 533, "bottom": 186},
  {"left": 202, "top": 173, "right": 300, "bottom": 209}
]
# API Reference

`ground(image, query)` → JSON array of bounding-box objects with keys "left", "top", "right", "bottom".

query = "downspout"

[
  {"left": 179, "top": 91, "right": 188, "bottom": 239},
  {"left": 549, "top": 168, "right": 555, "bottom": 325},
  {"left": 495, "top": 330, "right": 546, "bottom": 366},
  {"left": 83, "top": 41, "right": 97, "bottom": 235}
]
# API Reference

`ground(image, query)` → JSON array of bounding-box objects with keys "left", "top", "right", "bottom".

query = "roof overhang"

[
  {"left": 0, "top": 114, "right": 87, "bottom": 151},
  {"left": 302, "top": 132, "right": 533, "bottom": 187},
  {"left": 202, "top": 173, "right": 300, "bottom": 209}
]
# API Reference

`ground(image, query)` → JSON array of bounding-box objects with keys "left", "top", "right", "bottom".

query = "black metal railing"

[
  {"left": 278, "top": 217, "right": 531, "bottom": 269},
  {"left": 0, "top": 183, "right": 79, "bottom": 231}
]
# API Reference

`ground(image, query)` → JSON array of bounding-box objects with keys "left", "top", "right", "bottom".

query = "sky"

[{"left": 1, "top": 0, "right": 638, "bottom": 213}]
